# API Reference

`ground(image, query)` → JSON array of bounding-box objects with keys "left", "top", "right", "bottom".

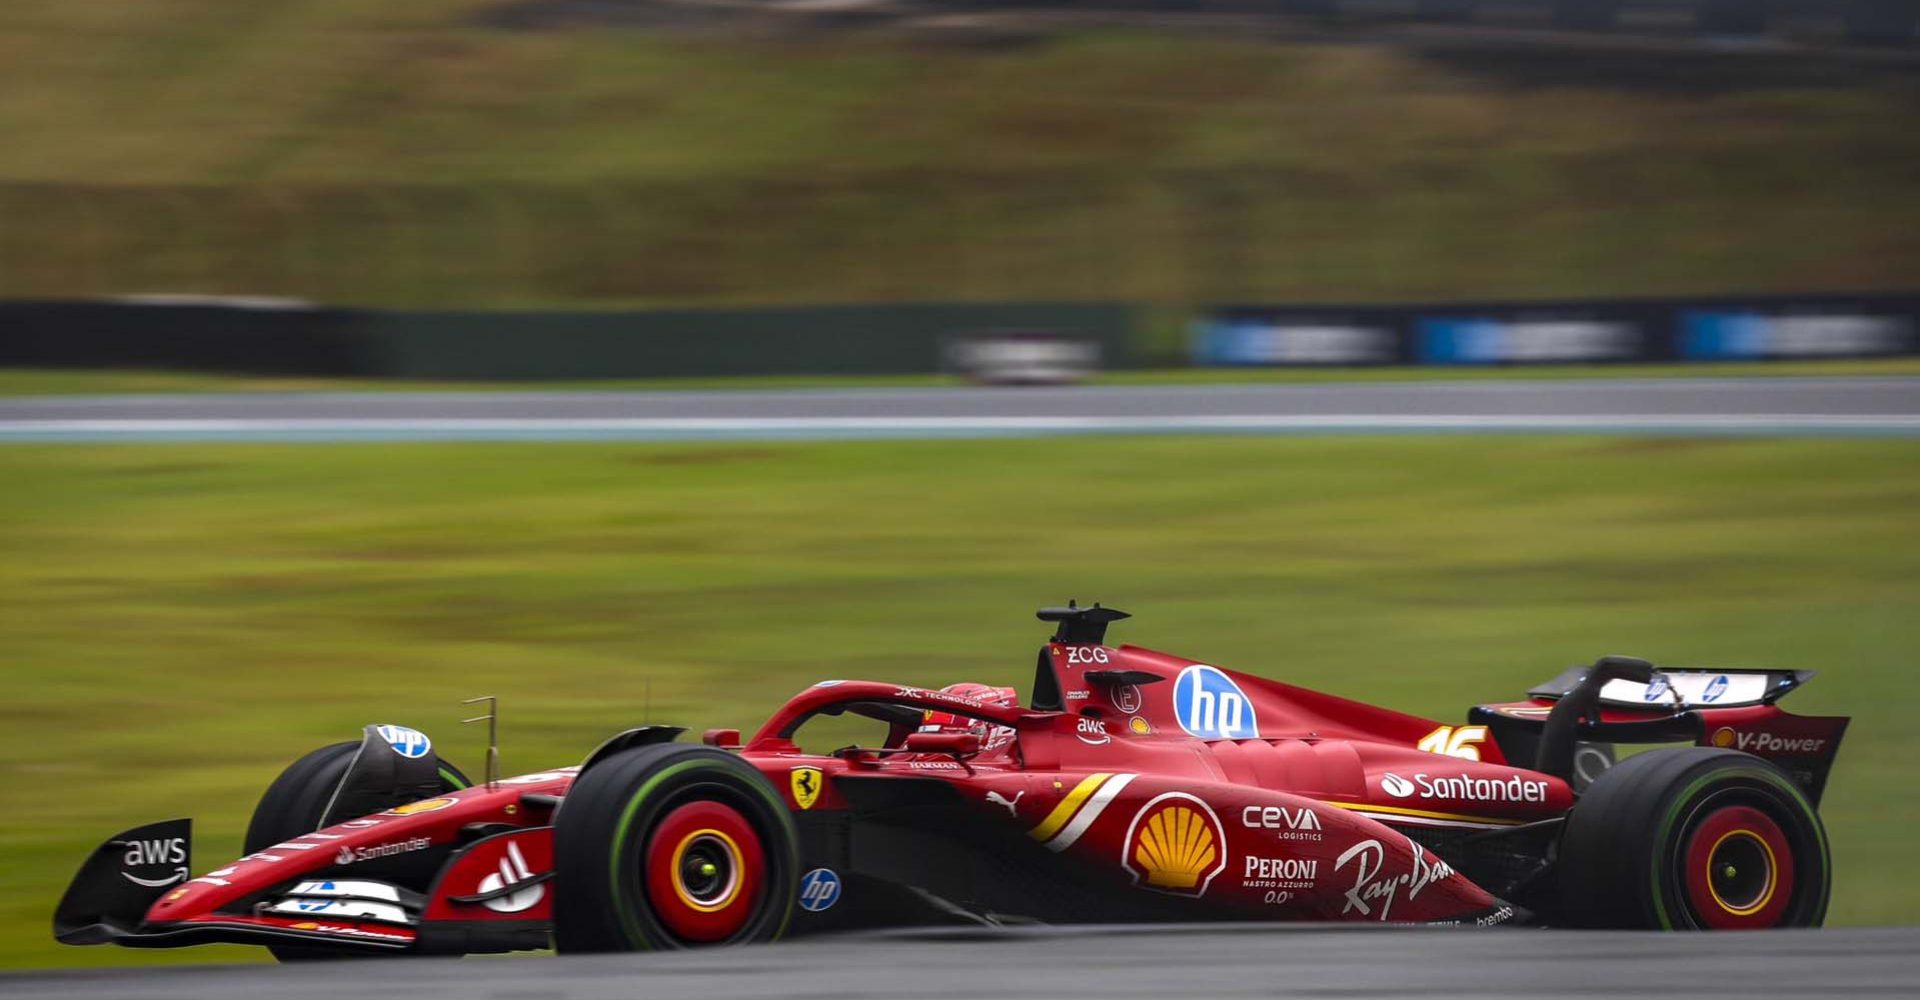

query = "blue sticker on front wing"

[{"left": 375, "top": 724, "right": 432, "bottom": 759}]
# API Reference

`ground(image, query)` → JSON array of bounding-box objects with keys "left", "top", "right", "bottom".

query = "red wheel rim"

[
  {"left": 1682, "top": 804, "right": 1794, "bottom": 929},
  {"left": 645, "top": 800, "right": 766, "bottom": 943}
]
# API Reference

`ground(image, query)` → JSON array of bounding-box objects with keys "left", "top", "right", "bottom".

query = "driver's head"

[{"left": 918, "top": 682, "right": 1019, "bottom": 735}]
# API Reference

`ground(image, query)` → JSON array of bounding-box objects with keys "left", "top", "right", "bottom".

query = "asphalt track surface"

[
  {"left": 1, "top": 377, "right": 1917, "bottom": 441},
  {"left": 6, "top": 924, "right": 1916, "bottom": 999}
]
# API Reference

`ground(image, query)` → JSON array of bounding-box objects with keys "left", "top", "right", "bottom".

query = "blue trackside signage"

[
  {"left": 1681, "top": 310, "right": 1913, "bottom": 360},
  {"left": 1174, "top": 665, "right": 1259, "bottom": 740},
  {"left": 1193, "top": 294, "right": 1920, "bottom": 369}
]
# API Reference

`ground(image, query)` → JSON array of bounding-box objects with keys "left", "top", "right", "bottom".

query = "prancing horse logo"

[{"left": 791, "top": 766, "right": 823, "bottom": 810}]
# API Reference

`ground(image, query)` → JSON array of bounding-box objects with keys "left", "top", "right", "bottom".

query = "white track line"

[{"left": 3, "top": 414, "right": 1919, "bottom": 441}]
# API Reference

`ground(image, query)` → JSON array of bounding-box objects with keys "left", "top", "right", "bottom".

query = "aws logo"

[
  {"left": 1076, "top": 717, "right": 1111, "bottom": 746},
  {"left": 120, "top": 836, "right": 188, "bottom": 888},
  {"left": 1122, "top": 792, "right": 1227, "bottom": 897},
  {"left": 1173, "top": 665, "right": 1259, "bottom": 740}
]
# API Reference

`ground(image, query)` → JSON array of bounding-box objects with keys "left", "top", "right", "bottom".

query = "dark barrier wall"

[
  {"left": 359, "top": 304, "right": 1133, "bottom": 379},
  {"left": 0, "top": 301, "right": 1134, "bottom": 379},
  {"left": 5, "top": 293, "right": 1915, "bottom": 380},
  {"left": 1194, "top": 293, "right": 1920, "bottom": 367},
  {"left": 939, "top": 1, "right": 1918, "bottom": 44},
  {"left": 0, "top": 300, "right": 369, "bottom": 376}
]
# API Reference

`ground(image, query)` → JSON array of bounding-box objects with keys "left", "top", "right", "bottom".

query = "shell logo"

[
  {"left": 1122, "top": 793, "right": 1227, "bottom": 896},
  {"left": 385, "top": 797, "right": 457, "bottom": 817},
  {"left": 1711, "top": 727, "right": 1737, "bottom": 748}
]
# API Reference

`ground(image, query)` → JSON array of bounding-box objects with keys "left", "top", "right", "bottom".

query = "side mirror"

[
  {"left": 1536, "top": 655, "right": 1661, "bottom": 783},
  {"left": 1593, "top": 655, "right": 1655, "bottom": 685},
  {"left": 902, "top": 731, "right": 981, "bottom": 755}
]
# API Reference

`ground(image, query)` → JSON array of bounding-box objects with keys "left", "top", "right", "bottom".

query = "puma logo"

[{"left": 986, "top": 790, "right": 1024, "bottom": 817}]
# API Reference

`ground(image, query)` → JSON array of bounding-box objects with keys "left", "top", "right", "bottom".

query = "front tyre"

[
  {"left": 245, "top": 741, "right": 470, "bottom": 961},
  {"left": 1554, "top": 747, "right": 1830, "bottom": 929},
  {"left": 244, "top": 742, "right": 472, "bottom": 856},
  {"left": 553, "top": 744, "right": 799, "bottom": 952}
]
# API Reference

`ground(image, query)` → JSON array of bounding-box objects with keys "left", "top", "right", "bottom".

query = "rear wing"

[
  {"left": 1473, "top": 665, "right": 1849, "bottom": 807},
  {"left": 1526, "top": 665, "right": 1813, "bottom": 710}
]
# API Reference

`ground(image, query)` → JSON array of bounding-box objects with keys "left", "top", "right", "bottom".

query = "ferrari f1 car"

[{"left": 56, "top": 603, "right": 1849, "bottom": 957}]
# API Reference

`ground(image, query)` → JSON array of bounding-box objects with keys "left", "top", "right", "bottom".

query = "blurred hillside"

[{"left": 1, "top": 0, "right": 1917, "bottom": 306}]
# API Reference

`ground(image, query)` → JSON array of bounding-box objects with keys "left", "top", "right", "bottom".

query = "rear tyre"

[
  {"left": 245, "top": 740, "right": 470, "bottom": 961},
  {"left": 1554, "top": 747, "right": 1829, "bottom": 929},
  {"left": 552, "top": 743, "right": 799, "bottom": 952}
]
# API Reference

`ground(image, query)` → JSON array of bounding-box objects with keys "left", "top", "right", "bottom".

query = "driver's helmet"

[{"left": 919, "top": 682, "right": 1019, "bottom": 749}]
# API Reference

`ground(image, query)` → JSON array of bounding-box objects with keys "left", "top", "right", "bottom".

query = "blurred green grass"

[
  {"left": 5, "top": 358, "right": 1920, "bottom": 397},
  {"left": 1, "top": 2, "right": 1917, "bottom": 304},
  {"left": 1, "top": 435, "right": 1915, "bottom": 967}
]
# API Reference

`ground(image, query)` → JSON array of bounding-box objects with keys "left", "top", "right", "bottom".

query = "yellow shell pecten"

[{"left": 1133, "top": 805, "right": 1217, "bottom": 889}]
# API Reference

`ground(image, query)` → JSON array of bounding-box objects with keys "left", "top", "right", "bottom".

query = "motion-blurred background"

[{"left": 2, "top": 0, "right": 1918, "bottom": 968}]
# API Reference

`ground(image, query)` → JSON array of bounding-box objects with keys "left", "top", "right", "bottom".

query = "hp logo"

[
  {"left": 798, "top": 868, "right": 842, "bottom": 912},
  {"left": 375, "top": 724, "right": 432, "bottom": 759},
  {"left": 1173, "top": 665, "right": 1259, "bottom": 740}
]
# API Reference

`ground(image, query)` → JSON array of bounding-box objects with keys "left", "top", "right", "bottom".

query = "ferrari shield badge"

[{"left": 790, "top": 766, "right": 823, "bottom": 810}]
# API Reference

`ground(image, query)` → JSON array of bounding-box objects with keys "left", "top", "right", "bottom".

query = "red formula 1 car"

[{"left": 56, "top": 604, "right": 1849, "bottom": 958}]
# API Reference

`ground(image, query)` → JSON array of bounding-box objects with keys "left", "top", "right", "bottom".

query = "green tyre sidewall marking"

[
  {"left": 1648, "top": 765, "right": 1827, "bottom": 930},
  {"left": 606, "top": 758, "right": 799, "bottom": 949},
  {"left": 437, "top": 766, "right": 468, "bottom": 790}
]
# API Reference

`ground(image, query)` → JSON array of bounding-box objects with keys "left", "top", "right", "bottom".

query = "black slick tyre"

[
  {"left": 552, "top": 743, "right": 799, "bottom": 952},
  {"left": 1554, "top": 747, "right": 1830, "bottom": 929}
]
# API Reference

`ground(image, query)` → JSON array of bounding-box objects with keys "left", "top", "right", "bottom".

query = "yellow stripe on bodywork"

[
  {"left": 1028, "top": 773, "right": 1112, "bottom": 842},
  {"left": 1326, "top": 801, "right": 1525, "bottom": 826}
]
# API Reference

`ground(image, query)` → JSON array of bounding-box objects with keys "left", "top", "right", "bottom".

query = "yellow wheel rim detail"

[
  {"left": 669, "top": 828, "right": 744, "bottom": 913},
  {"left": 1706, "top": 829, "right": 1777, "bottom": 916}
]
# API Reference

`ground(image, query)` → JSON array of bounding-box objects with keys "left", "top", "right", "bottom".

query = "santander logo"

[{"left": 1380, "top": 770, "right": 1549, "bottom": 804}]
